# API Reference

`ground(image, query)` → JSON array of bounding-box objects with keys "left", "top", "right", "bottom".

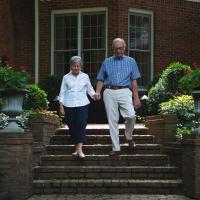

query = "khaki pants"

[{"left": 103, "top": 88, "right": 136, "bottom": 151}]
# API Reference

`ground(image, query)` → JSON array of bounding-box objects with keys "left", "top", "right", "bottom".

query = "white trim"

[
  {"left": 128, "top": 8, "right": 154, "bottom": 84},
  {"left": 77, "top": 12, "right": 81, "bottom": 56},
  {"left": 105, "top": 10, "right": 108, "bottom": 57},
  {"left": 34, "top": 0, "right": 39, "bottom": 84},
  {"left": 51, "top": 7, "right": 108, "bottom": 75},
  {"left": 186, "top": 0, "right": 200, "bottom": 2},
  {"left": 51, "top": 7, "right": 107, "bottom": 15},
  {"left": 51, "top": 12, "right": 54, "bottom": 75}
]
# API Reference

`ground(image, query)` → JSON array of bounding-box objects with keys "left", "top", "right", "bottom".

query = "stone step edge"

[
  {"left": 56, "top": 124, "right": 147, "bottom": 130},
  {"left": 52, "top": 134, "right": 152, "bottom": 137},
  {"left": 46, "top": 144, "right": 161, "bottom": 148},
  {"left": 41, "top": 154, "right": 168, "bottom": 159},
  {"left": 33, "top": 165, "right": 178, "bottom": 172},
  {"left": 33, "top": 178, "right": 182, "bottom": 186}
]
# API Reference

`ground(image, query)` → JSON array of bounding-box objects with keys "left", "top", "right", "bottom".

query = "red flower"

[
  {"left": 4, "top": 60, "right": 10, "bottom": 65},
  {"left": 192, "top": 61, "right": 198, "bottom": 69},
  {"left": 183, "top": 70, "right": 190, "bottom": 75},
  {"left": 19, "top": 65, "right": 27, "bottom": 71}
]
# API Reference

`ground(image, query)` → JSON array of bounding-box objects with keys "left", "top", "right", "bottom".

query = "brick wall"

[
  {"left": 10, "top": 0, "right": 34, "bottom": 75},
  {"left": 0, "top": 0, "right": 199, "bottom": 82},
  {"left": 39, "top": 0, "right": 200, "bottom": 80},
  {"left": 0, "top": 0, "right": 15, "bottom": 63},
  {"left": 0, "top": 133, "right": 33, "bottom": 200}
]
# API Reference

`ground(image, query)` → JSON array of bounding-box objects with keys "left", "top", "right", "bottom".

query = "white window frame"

[
  {"left": 51, "top": 7, "right": 108, "bottom": 75},
  {"left": 128, "top": 8, "right": 154, "bottom": 88}
]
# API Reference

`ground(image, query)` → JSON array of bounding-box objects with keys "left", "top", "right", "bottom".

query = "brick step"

[
  {"left": 50, "top": 135, "right": 154, "bottom": 145},
  {"left": 33, "top": 165, "right": 180, "bottom": 180},
  {"left": 40, "top": 154, "right": 169, "bottom": 166},
  {"left": 46, "top": 144, "right": 162, "bottom": 155},
  {"left": 55, "top": 125, "right": 149, "bottom": 136},
  {"left": 33, "top": 178, "right": 182, "bottom": 194}
]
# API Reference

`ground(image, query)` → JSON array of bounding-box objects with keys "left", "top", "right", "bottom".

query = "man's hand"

[
  {"left": 133, "top": 97, "right": 142, "bottom": 110},
  {"left": 95, "top": 92, "right": 101, "bottom": 100}
]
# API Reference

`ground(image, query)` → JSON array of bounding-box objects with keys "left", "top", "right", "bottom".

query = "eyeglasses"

[{"left": 114, "top": 47, "right": 124, "bottom": 51}]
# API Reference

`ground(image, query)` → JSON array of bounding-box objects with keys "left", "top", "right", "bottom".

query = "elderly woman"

[{"left": 59, "top": 56, "right": 95, "bottom": 158}]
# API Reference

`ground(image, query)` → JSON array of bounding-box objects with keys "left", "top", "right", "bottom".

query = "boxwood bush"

[
  {"left": 159, "top": 95, "right": 199, "bottom": 140},
  {"left": 147, "top": 62, "right": 191, "bottom": 114},
  {"left": 39, "top": 75, "right": 62, "bottom": 112},
  {"left": 24, "top": 84, "right": 49, "bottom": 111}
]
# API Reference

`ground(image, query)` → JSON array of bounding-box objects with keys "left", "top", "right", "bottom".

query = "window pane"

[
  {"left": 82, "top": 49, "right": 105, "bottom": 84},
  {"left": 54, "top": 11, "right": 106, "bottom": 81},
  {"left": 129, "top": 12, "right": 151, "bottom": 87},
  {"left": 129, "top": 50, "right": 151, "bottom": 86},
  {"left": 81, "top": 12, "right": 106, "bottom": 83},
  {"left": 54, "top": 14, "right": 78, "bottom": 77}
]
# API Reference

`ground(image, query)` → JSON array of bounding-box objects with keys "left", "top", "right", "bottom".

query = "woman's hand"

[{"left": 59, "top": 105, "right": 65, "bottom": 116}]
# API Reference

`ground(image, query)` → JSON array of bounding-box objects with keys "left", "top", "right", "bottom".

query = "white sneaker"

[
  {"left": 78, "top": 152, "right": 85, "bottom": 158},
  {"left": 72, "top": 152, "right": 78, "bottom": 157}
]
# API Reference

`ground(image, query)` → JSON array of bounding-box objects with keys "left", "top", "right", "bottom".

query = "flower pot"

[{"left": 0, "top": 88, "right": 28, "bottom": 133}]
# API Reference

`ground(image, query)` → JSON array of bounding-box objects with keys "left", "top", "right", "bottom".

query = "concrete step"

[
  {"left": 50, "top": 135, "right": 154, "bottom": 145},
  {"left": 55, "top": 124, "right": 149, "bottom": 136},
  {"left": 33, "top": 165, "right": 180, "bottom": 180},
  {"left": 40, "top": 154, "right": 169, "bottom": 166},
  {"left": 46, "top": 144, "right": 162, "bottom": 155},
  {"left": 33, "top": 178, "right": 182, "bottom": 194}
]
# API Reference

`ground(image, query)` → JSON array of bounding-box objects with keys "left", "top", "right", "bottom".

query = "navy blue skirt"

[{"left": 64, "top": 104, "right": 89, "bottom": 144}]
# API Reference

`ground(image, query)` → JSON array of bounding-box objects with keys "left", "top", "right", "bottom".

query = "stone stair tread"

[
  {"left": 41, "top": 154, "right": 168, "bottom": 160},
  {"left": 34, "top": 178, "right": 182, "bottom": 183},
  {"left": 46, "top": 144, "right": 161, "bottom": 148},
  {"left": 52, "top": 134, "right": 152, "bottom": 137},
  {"left": 33, "top": 178, "right": 182, "bottom": 190},
  {"left": 34, "top": 165, "right": 178, "bottom": 171},
  {"left": 57, "top": 123, "right": 147, "bottom": 130}
]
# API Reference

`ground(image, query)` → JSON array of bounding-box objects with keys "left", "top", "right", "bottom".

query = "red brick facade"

[{"left": 0, "top": 0, "right": 200, "bottom": 83}]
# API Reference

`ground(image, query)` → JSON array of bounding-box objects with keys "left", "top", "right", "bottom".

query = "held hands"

[
  {"left": 91, "top": 92, "right": 101, "bottom": 101},
  {"left": 94, "top": 92, "right": 101, "bottom": 101}
]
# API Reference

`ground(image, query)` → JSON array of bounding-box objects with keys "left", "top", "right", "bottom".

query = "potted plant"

[
  {"left": 0, "top": 55, "right": 32, "bottom": 132},
  {"left": 179, "top": 64, "right": 200, "bottom": 134}
]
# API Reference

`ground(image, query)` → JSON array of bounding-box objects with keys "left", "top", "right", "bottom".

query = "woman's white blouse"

[{"left": 59, "top": 71, "right": 95, "bottom": 107}]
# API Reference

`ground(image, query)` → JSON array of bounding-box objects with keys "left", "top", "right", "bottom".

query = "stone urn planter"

[{"left": 0, "top": 88, "right": 28, "bottom": 133}]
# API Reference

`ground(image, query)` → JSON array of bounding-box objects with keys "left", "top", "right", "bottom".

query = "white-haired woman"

[{"left": 59, "top": 56, "right": 95, "bottom": 158}]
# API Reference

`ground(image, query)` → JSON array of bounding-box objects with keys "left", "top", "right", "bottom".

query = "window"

[
  {"left": 129, "top": 10, "right": 153, "bottom": 87},
  {"left": 53, "top": 10, "right": 107, "bottom": 83}
]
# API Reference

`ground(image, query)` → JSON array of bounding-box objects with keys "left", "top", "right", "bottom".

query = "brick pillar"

[
  {"left": 182, "top": 134, "right": 200, "bottom": 199},
  {"left": 0, "top": 133, "right": 33, "bottom": 200}
]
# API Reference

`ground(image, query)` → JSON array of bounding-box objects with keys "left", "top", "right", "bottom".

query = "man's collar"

[{"left": 114, "top": 55, "right": 125, "bottom": 60}]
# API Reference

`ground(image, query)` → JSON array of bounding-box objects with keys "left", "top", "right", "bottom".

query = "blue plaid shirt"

[{"left": 97, "top": 55, "right": 141, "bottom": 87}]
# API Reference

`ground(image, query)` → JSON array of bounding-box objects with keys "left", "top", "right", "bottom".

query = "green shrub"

[
  {"left": 39, "top": 75, "right": 62, "bottom": 111},
  {"left": 159, "top": 95, "right": 199, "bottom": 140},
  {"left": 179, "top": 67, "right": 200, "bottom": 94},
  {"left": 23, "top": 84, "right": 49, "bottom": 110},
  {"left": 147, "top": 62, "right": 191, "bottom": 114}
]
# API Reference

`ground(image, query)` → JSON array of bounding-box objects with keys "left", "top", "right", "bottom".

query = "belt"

[{"left": 105, "top": 85, "right": 129, "bottom": 90}]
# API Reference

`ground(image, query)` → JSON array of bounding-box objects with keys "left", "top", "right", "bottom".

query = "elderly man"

[{"left": 95, "top": 38, "right": 141, "bottom": 157}]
